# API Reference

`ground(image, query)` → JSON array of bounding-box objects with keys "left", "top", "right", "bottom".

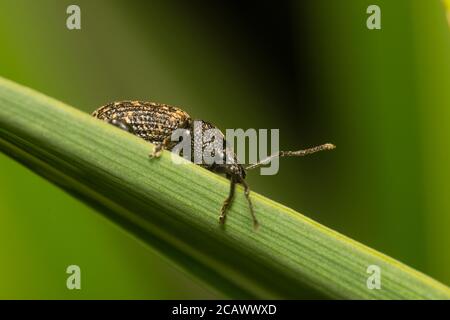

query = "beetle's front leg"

[
  {"left": 241, "top": 180, "right": 259, "bottom": 229},
  {"left": 219, "top": 180, "right": 236, "bottom": 225}
]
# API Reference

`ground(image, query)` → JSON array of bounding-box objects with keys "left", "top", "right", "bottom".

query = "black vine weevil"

[{"left": 92, "top": 101, "right": 335, "bottom": 229}]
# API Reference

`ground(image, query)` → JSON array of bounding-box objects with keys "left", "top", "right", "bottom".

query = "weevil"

[{"left": 92, "top": 101, "right": 335, "bottom": 228}]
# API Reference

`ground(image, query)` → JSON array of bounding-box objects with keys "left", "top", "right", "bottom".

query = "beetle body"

[{"left": 92, "top": 101, "right": 252, "bottom": 226}]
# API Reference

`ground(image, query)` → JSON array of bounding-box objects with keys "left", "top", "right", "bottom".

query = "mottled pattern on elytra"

[{"left": 92, "top": 101, "right": 191, "bottom": 144}]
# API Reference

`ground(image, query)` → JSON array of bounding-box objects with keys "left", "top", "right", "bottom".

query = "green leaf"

[{"left": 0, "top": 76, "right": 448, "bottom": 299}]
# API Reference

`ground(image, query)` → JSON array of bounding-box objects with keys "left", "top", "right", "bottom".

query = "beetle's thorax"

[{"left": 189, "top": 119, "right": 246, "bottom": 182}]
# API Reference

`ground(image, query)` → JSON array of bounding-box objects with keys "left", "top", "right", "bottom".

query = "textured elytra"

[{"left": 92, "top": 101, "right": 191, "bottom": 144}]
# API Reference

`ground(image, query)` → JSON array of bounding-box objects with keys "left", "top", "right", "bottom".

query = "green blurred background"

[{"left": 0, "top": 0, "right": 449, "bottom": 298}]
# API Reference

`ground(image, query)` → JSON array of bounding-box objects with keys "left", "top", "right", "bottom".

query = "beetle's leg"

[
  {"left": 241, "top": 180, "right": 259, "bottom": 229},
  {"left": 219, "top": 180, "right": 236, "bottom": 225},
  {"left": 149, "top": 135, "right": 172, "bottom": 158},
  {"left": 106, "top": 118, "right": 134, "bottom": 133},
  {"left": 149, "top": 119, "right": 192, "bottom": 159}
]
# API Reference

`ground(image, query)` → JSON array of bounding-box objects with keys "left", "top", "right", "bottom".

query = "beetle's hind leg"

[
  {"left": 219, "top": 180, "right": 236, "bottom": 225},
  {"left": 149, "top": 118, "right": 192, "bottom": 159}
]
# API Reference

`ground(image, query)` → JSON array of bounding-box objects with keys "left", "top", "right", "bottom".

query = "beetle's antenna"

[{"left": 246, "top": 143, "right": 336, "bottom": 171}]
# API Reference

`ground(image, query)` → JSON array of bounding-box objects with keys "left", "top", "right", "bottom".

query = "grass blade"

[{"left": 0, "top": 76, "right": 449, "bottom": 299}]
